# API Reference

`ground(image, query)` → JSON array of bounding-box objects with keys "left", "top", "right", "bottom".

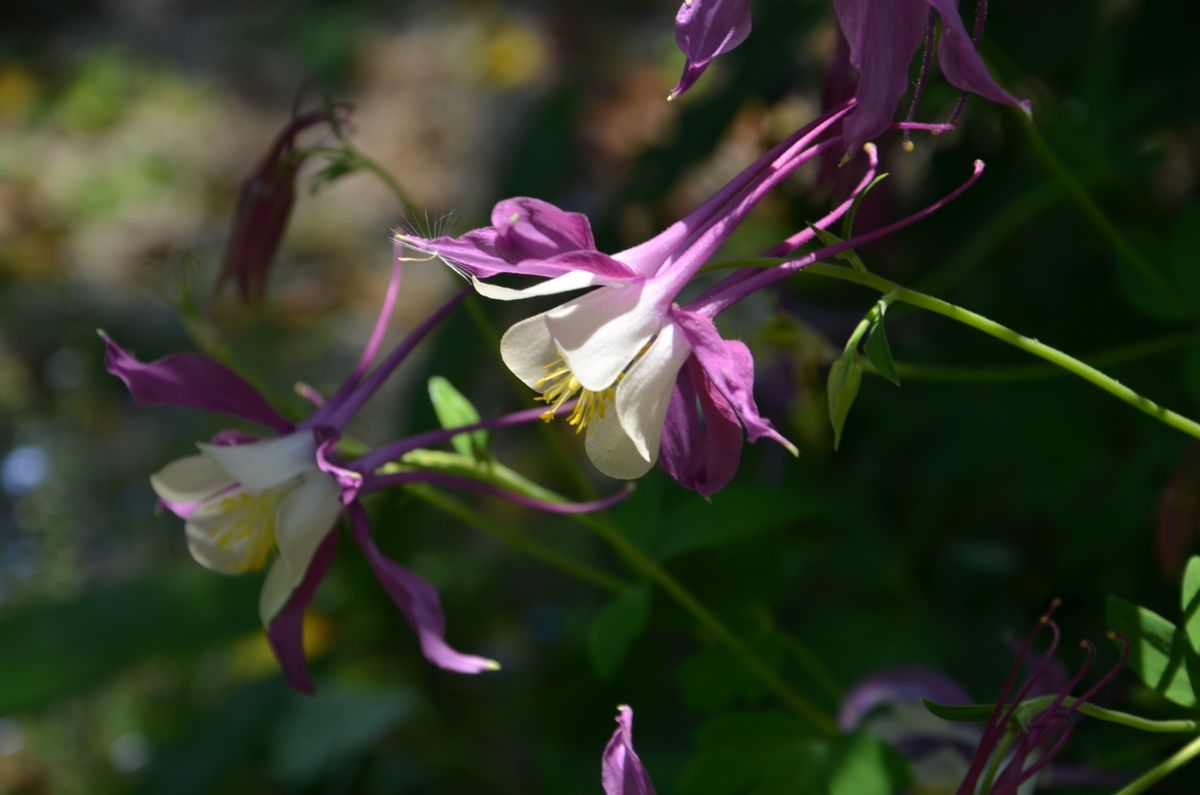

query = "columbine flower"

[
  {"left": 602, "top": 705, "right": 657, "bottom": 795},
  {"left": 834, "top": 0, "right": 1030, "bottom": 153},
  {"left": 217, "top": 105, "right": 349, "bottom": 304},
  {"left": 105, "top": 258, "right": 624, "bottom": 692},
  {"left": 398, "top": 107, "right": 861, "bottom": 489},
  {"left": 670, "top": 0, "right": 751, "bottom": 100},
  {"left": 955, "top": 602, "right": 1128, "bottom": 794}
]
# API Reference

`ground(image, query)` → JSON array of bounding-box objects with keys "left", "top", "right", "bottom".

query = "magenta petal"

[
  {"left": 671, "top": 310, "right": 795, "bottom": 452},
  {"left": 313, "top": 429, "right": 364, "bottom": 504},
  {"left": 101, "top": 332, "right": 293, "bottom": 433},
  {"left": 835, "top": 0, "right": 930, "bottom": 152},
  {"left": 347, "top": 503, "right": 498, "bottom": 674},
  {"left": 602, "top": 705, "right": 657, "bottom": 795},
  {"left": 492, "top": 197, "right": 597, "bottom": 260},
  {"left": 660, "top": 357, "right": 743, "bottom": 496},
  {"left": 266, "top": 529, "right": 340, "bottom": 695},
  {"left": 923, "top": 0, "right": 1030, "bottom": 113},
  {"left": 671, "top": 0, "right": 752, "bottom": 99}
]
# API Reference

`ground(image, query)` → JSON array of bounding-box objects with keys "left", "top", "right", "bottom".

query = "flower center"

[
  {"left": 536, "top": 356, "right": 616, "bottom": 433},
  {"left": 206, "top": 489, "right": 284, "bottom": 571}
]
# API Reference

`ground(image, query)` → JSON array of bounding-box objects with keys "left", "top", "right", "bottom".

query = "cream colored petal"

[
  {"left": 150, "top": 454, "right": 234, "bottom": 505},
  {"left": 258, "top": 557, "right": 294, "bottom": 626},
  {"left": 184, "top": 508, "right": 261, "bottom": 575},
  {"left": 584, "top": 409, "right": 657, "bottom": 480},
  {"left": 274, "top": 474, "right": 342, "bottom": 588},
  {"left": 472, "top": 270, "right": 600, "bottom": 300},
  {"left": 198, "top": 431, "right": 316, "bottom": 493},
  {"left": 614, "top": 322, "right": 692, "bottom": 463},
  {"left": 544, "top": 281, "right": 664, "bottom": 391},
  {"left": 500, "top": 311, "right": 561, "bottom": 390}
]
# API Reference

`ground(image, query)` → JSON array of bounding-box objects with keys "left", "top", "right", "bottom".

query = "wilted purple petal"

[
  {"left": 671, "top": 309, "right": 795, "bottom": 453},
  {"left": 347, "top": 503, "right": 499, "bottom": 674},
  {"left": 266, "top": 529, "right": 340, "bottom": 695},
  {"left": 602, "top": 705, "right": 657, "bottom": 795},
  {"left": 924, "top": 0, "right": 1030, "bottom": 114},
  {"left": 101, "top": 332, "right": 293, "bottom": 433},
  {"left": 835, "top": 0, "right": 930, "bottom": 153},
  {"left": 492, "top": 197, "right": 597, "bottom": 261},
  {"left": 671, "top": 0, "right": 752, "bottom": 99},
  {"left": 660, "top": 357, "right": 743, "bottom": 496},
  {"left": 838, "top": 666, "right": 973, "bottom": 732}
]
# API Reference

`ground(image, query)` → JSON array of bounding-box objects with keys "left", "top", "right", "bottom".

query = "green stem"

[
  {"left": 930, "top": 696, "right": 1200, "bottom": 734},
  {"left": 306, "top": 146, "right": 421, "bottom": 220},
  {"left": 772, "top": 627, "right": 844, "bottom": 703},
  {"left": 1114, "top": 734, "right": 1200, "bottom": 795},
  {"left": 1014, "top": 110, "right": 1183, "bottom": 313},
  {"left": 407, "top": 483, "right": 628, "bottom": 594},
  {"left": 572, "top": 512, "right": 838, "bottom": 736},
  {"left": 714, "top": 257, "right": 1200, "bottom": 442},
  {"left": 980, "top": 729, "right": 1017, "bottom": 794}
]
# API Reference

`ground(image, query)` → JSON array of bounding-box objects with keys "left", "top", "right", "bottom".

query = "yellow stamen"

[
  {"left": 535, "top": 356, "right": 615, "bottom": 433},
  {"left": 208, "top": 490, "right": 281, "bottom": 571}
]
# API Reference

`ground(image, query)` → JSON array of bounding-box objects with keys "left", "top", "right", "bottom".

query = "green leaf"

[
  {"left": 825, "top": 732, "right": 911, "bottom": 795},
  {"left": 679, "top": 713, "right": 829, "bottom": 795},
  {"left": 0, "top": 570, "right": 261, "bottom": 714},
  {"left": 922, "top": 699, "right": 996, "bottom": 723},
  {"left": 400, "top": 449, "right": 563, "bottom": 505},
  {"left": 863, "top": 315, "right": 900, "bottom": 386},
  {"left": 1170, "top": 203, "right": 1200, "bottom": 306},
  {"left": 827, "top": 351, "right": 863, "bottom": 451},
  {"left": 1182, "top": 556, "right": 1200, "bottom": 655},
  {"left": 428, "top": 376, "right": 491, "bottom": 462},
  {"left": 1107, "top": 594, "right": 1199, "bottom": 707},
  {"left": 587, "top": 584, "right": 651, "bottom": 679},
  {"left": 810, "top": 225, "right": 867, "bottom": 273},
  {"left": 267, "top": 685, "right": 416, "bottom": 785}
]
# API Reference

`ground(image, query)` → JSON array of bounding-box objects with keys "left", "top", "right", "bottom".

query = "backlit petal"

[
  {"left": 199, "top": 431, "right": 316, "bottom": 493},
  {"left": 500, "top": 311, "right": 560, "bottom": 389},
  {"left": 601, "top": 705, "right": 657, "bottom": 795},
  {"left": 150, "top": 454, "right": 234, "bottom": 506},
  {"left": 472, "top": 269, "right": 603, "bottom": 301},
  {"left": 613, "top": 322, "right": 692, "bottom": 464}
]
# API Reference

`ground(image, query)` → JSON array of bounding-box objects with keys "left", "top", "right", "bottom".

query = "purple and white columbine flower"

[
  {"left": 401, "top": 104, "right": 985, "bottom": 495},
  {"left": 602, "top": 705, "right": 657, "bottom": 795},
  {"left": 398, "top": 107, "right": 866, "bottom": 491},
  {"left": 105, "top": 260, "right": 624, "bottom": 693}
]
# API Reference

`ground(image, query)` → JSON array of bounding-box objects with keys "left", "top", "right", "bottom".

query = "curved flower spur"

[{"left": 102, "top": 257, "right": 627, "bottom": 693}]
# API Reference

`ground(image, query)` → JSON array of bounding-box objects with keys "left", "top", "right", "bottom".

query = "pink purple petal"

[
  {"left": 671, "top": 0, "right": 752, "bottom": 99},
  {"left": 602, "top": 705, "right": 657, "bottom": 795},
  {"left": 266, "top": 529, "right": 341, "bottom": 695}
]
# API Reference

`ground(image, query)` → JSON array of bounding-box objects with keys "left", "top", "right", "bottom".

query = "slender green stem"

[
  {"left": 1114, "top": 734, "right": 1200, "bottom": 795},
  {"left": 713, "top": 257, "right": 1200, "bottom": 442},
  {"left": 1013, "top": 110, "right": 1184, "bottom": 313},
  {"left": 930, "top": 695, "right": 1200, "bottom": 734},
  {"left": 407, "top": 483, "right": 628, "bottom": 594},
  {"left": 980, "top": 729, "right": 1017, "bottom": 794},
  {"left": 306, "top": 145, "right": 421, "bottom": 220},
  {"left": 572, "top": 512, "right": 838, "bottom": 736}
]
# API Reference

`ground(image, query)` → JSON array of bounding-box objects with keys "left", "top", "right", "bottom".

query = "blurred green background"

[{"left": 1, "top": 0, "right": 1199, "bottom": 792}]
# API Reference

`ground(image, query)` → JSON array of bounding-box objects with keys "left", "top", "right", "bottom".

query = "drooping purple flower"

[
  {"left": 956, "top": 602, "right": 1129, "bottom": 795},
  {"left": 105, "top": 257, "right": 627, "bottom": 693},
  {"left": 602, "top": 705, "right": 657, "bottom": 795},
  {"left": 217, "top": 105, "right": 349, "bottom": 305},
  {"left": 670, "top": 0, "right": 752, "bottom": 100},
  {"left": 834, "top": 0, "right": 1030, "bottom": 153}
]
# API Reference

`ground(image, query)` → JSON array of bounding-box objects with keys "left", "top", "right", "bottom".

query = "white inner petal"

[
  {"left": 151, "top": 454, "right": 234, "bottom": 505},
  {"left": 472, "top": 270, "right": 601, "bottom": 301},
  {"left": 199, "top": 431, "right": 317, "bottom": 493},
  {"left": 500, "top": 310, "right": 561, "bottom": 389},
  {"left": 613, "top": 322, "right": 693, "bottom": 463},
  {"left": 274, "top": 474, "right": 343, "bottom": 588}
]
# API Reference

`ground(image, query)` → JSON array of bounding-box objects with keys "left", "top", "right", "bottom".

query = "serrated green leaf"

[
  {"left": 679, "top": 713, "right": 829, "bottom": 795},
  {"left": 1107, "top": 594, "right": 1199, "bottom": 707},
  {"left": 1182, "top": 556, "right": 1200, "bottom": 655},
  {"left": 863, "top": 316, "right": 900, "bottom": 386},
  {"left": 827, "top": 351, "right": 863, "bottom": 451},
  {"left": 826, "top": 732, "right": 911, "bottom": 795},
  {"left": 428, "top": 376, "right": 491, "bottom": 462},
  {"left": 1170, "top": 203, "right": 1200, "bottom": 306},
  {"left": 587, "top": 584, "right": 651, "bottom": 679}
]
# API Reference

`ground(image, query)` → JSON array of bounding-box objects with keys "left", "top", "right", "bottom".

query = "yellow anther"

[
  {"left": 207, "top": 490, "right": 280, "bottom": 571},
  {"left": 536, "top": 357, "right": 614, "bottom": 433}
]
